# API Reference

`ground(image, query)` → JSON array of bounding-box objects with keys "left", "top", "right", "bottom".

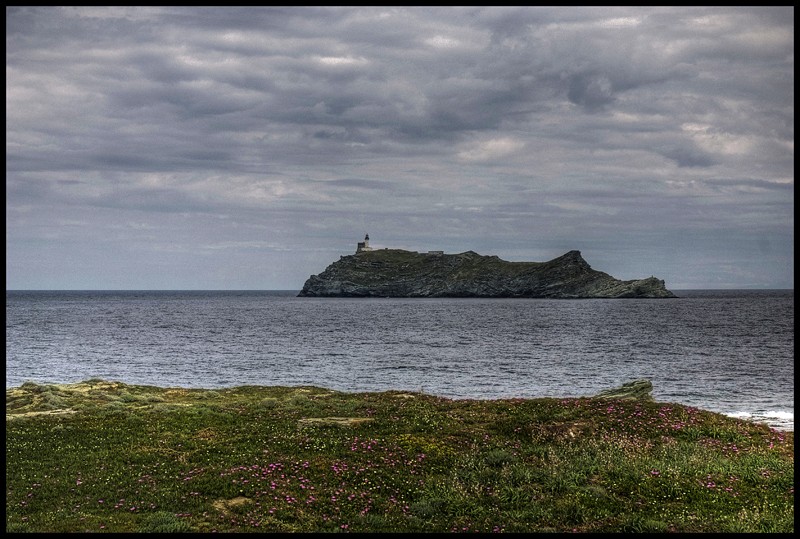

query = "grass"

[
  {"left": 5, "top": 379, "right": 793, "bottom": 533},
  {"left": 347, "top": 249, "right": 540, "bottom": 286}
]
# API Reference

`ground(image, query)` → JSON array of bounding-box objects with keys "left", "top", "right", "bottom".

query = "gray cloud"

[{"left": 6, "top": 6, "right": 793, "bottom": 289}]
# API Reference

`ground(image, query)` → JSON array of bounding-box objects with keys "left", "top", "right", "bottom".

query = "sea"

[{"left": 5, "top": 289, "right": 794, "bottom": 432}]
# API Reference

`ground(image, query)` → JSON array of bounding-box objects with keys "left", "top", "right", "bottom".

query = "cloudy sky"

[{"left": 6, "top": 6, "right": 794, "bottom": 290}]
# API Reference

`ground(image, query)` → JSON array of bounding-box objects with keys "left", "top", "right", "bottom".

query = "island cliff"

[{"left": 298, "top": 247, "right": 676, "bottom": 298}]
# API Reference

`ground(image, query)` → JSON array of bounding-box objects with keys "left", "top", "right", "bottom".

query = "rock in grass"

[
  {"left": 594, "top": 379, "right": 654, "bottom": 400},
  {"left": 298, "top": 417, "right": 374, "bottom": 427}
]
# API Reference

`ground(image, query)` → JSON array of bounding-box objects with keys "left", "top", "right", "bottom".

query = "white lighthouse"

[{"left": 356, "top": 233, "right": 373, "bottom": 253}]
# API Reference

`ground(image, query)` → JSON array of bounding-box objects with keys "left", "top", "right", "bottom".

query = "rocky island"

[{"left": 298, "top": 235, "right": 676, "bottom": 298}]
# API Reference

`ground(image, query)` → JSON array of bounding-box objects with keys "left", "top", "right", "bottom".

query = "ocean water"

[{"left": 5, "top": 289, "right": 794, "bottom": 431}]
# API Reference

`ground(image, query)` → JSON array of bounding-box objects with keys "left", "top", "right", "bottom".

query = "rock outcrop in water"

[{"left": 297, "top": 248, "right": 676, "bottom": 298}]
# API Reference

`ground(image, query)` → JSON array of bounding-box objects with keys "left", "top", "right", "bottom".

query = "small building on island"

[
  {"left": 355, "top": 235, "right": 443, "bottom": 255},
  {"left": 356, "top": 233, "right": 373, "bottom": 253}
]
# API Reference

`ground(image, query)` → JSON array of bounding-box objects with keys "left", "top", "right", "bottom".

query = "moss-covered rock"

[{"left": 594, "top": 379, "right": 654, "bottom": 400}]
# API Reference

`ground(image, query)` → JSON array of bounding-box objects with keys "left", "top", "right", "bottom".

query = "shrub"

[
  {"left": 620, "top": 515, "right": 669, "bottom": 533},
  {"left": 409, "top": 498, "right": 449, "bottom": 519},
  {"left": 118, "top": 391, "right": 144, "bottom": 403},
  {"left": 6, "top": 521, "right": 30, "bottom": 533},
  {"left": 20, "top": 381, "right": 47, "bottom": 393},
  {"left": 138, "top": 511, "right": 192, "bottom": 533},
  {"left": 40, "top": 392, "right": 69, "bottom": 410},
  {"left": 484, "top": 448, "right": 518, "bottom": 467}
]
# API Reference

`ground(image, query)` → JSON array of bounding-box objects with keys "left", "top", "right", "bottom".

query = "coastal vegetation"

[{"left": 6, "top": 379, "right": 793, "bottom": 533}]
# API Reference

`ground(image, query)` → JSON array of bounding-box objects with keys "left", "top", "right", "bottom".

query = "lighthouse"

[{"left": 356, "top": 233, "right": 373, "bottom": 253}]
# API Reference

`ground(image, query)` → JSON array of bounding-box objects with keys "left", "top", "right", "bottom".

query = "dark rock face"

[{"left": 297, "top": 249, "right": 676, "bottom": 298}]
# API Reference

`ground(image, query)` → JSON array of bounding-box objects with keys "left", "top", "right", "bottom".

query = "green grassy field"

[{"left": 6, "top": 379, "right": 793, "bottom": 533}]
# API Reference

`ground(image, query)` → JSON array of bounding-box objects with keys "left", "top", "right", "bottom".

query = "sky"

[{"left": 6, "top": 6, "right": 794, "bottom": 290}]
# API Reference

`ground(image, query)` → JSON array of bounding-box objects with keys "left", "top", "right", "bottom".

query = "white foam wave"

[
  {"left": 725, "top": 410, "right": 793, "bottom": 431},
  {"left": 761, "top": 411, "right": 794, "bottom": 420}
]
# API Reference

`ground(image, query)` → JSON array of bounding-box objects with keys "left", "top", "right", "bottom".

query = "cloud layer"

[{"left": 6, "top": 7, "right": 794, "bottom": 289}]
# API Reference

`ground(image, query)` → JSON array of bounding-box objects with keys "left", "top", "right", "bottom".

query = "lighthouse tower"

[{"left": 356, "top": 233, "right": 373, "bottom": 253}]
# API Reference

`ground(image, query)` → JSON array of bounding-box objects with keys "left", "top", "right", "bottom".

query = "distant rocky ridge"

[{"left": 297, "top": 248, "right": 676, "bottom": 298}]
